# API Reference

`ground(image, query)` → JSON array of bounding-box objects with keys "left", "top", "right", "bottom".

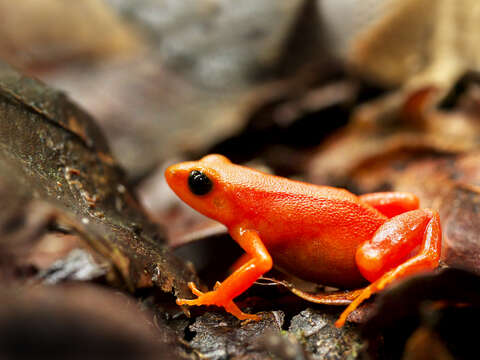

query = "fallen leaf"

[{"left": 0, "top": 61, "right": 196, "bottom": 297}]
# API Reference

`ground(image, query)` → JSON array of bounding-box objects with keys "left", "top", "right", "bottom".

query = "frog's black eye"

[{"left": 188, "top": 170, "right": 213, "bottom": 195}]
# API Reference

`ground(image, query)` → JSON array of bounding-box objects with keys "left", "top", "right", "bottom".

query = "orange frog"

[{"left": 165, "top": 154, "right": 441, "bottom": 327}]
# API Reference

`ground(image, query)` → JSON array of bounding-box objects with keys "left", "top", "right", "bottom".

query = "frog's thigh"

[
  {"left": 359, "top": 192, "right": 419, "bottom": 218},
  {"left": 335, "top": 209, "right": 441, "bottom": 327},
  {"left": 355, "top": 209, "right": 440, "bottom": 283}
]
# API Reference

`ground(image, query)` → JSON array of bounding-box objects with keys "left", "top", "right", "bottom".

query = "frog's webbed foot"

[
  {"left": 176, "top": 281, "right": 213, "bottom": 306},
  {"left": 177, "top": 282, "right": 261, "bottom": 321}
]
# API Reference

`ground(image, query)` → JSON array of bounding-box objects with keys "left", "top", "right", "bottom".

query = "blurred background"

[
  {"left": 5, "top": 0, "right": 478, "bottom": 238},
  {"left": 5, "top": 0, "right": 474, "bottom": 177}
]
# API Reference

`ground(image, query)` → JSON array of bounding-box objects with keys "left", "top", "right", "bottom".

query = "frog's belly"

[{"left": 269, "top": 235, "right": 367, "bottom": 288}]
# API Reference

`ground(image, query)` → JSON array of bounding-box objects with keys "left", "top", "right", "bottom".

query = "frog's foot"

[
  {"left": 334, "top": 282, "right": 376, "bottom": 328},
  {"left": 334, "top": 268, "right": 400, "bottom": 327},
  {"left": 176, "top": 281, "right": 216, "bottom": 307},
  {"left": 177, "top": 282, "right": 260, "bottom": 321}
]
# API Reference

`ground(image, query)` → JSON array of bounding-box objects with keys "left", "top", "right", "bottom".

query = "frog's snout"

[
  {"left": 165, "top": 161, "right": 196, "bottom": 190},
  {"left": 164, "top": 165, "right": 177, "bottom": 186},
  {"left": 165, "top": 164, "right": 184, "bottom": 190}
]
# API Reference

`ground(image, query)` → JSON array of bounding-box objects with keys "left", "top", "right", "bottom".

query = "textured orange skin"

[{"left": 165, "top": 154, "right": 441, "bottom": 327}]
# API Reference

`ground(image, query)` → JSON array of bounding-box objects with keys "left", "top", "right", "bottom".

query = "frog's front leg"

[
  {"left": 176, "top": 225, "right": 272, "bottom": 320},
  {"left": 359, "top": 192, "right": 419, "bottom": 218},
  {"left": 335, "top": 209, "right": 441, "bottom": 327}
]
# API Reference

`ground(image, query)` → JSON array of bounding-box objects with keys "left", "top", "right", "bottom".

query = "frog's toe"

[
  {"left": 176, "top": 290, "right": 218, "bottom": 307},
  {"left": 224, "top": 301, "right": 261, "bottom": 321},
  {"left": 176, "top": 297, "right": 192, "bottom": 306},
  {"left": 176, "top": 297, "right": 205, "bottom": 306},
  {"left": 187, "top": 282, "right": 205, "bottom": 296}
]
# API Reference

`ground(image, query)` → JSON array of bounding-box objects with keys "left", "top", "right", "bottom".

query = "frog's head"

[{"left": 165, "top": 154, "right": 237, "bottom": 225}]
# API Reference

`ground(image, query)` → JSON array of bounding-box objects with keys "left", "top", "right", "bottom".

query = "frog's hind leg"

[
  {"left": 335, "top": 209, "right": 441, "bottom": 327},
  {"left": 359, "top": 192, "right": 419, "bottom": 218}
]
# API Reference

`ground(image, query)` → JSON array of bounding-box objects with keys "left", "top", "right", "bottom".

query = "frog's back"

[
  {"left": 219, "top": 162, "right": 358, "bottom": 203},
  {"left": 222, "top": 164, "right": 387, "bottom": 287},
  {"left": 221, "top": 163, "right": 383, "bottom": 227}
]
